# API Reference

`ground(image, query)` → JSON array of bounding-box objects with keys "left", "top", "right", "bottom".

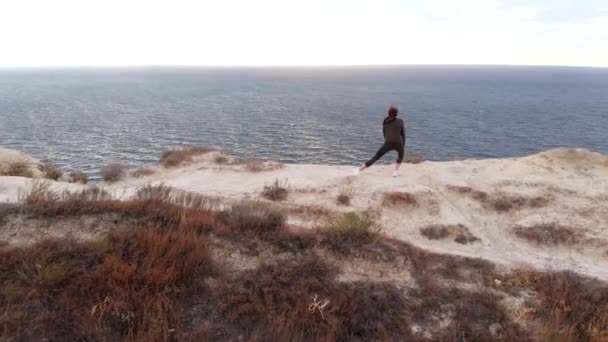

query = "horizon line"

[{"left": 0, "top": 63, "right": 607, "bottom": 70}]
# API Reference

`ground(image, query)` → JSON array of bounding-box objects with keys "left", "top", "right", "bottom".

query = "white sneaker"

[{"left": 392, "top": 171, "right": 400, "bottom": 178}]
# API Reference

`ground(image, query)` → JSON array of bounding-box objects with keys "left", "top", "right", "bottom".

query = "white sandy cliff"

[{"left": 1, "top": 146, "right": 607, "bottom": 280}]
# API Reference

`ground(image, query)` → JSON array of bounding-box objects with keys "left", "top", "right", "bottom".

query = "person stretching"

[{"left": 357, "top": 106, "right": 405, "bottom": 177}]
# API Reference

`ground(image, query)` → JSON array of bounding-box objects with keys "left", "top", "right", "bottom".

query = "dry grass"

[
  {"left": 40, "top": 160, "right": 63, "bottom": 180},
  {"left": 512, "top": 224, "right": 581, "bottom": 246},
  {"left": 160, "top": 146, "right": 216, "bottom": 168},
  {"left": 218, "top": 201, "right": 285, "bottom": 235},
  {"left": 0, "top": 226, "right": 214, "bottom": 341},
  {"left": 502, "top": 270, "right": 608, "bottom": 341},
  {"left": 402, "top": 153, "right": 425, "bottom": 164},
  {"left": 3, "top": 160, "right": 34, "bottom": 178},
  {"left": 382, "top": 191, "right": 418, "bottom": 207},
  {"left": 2, "top": 183, "right": 607, "bottom": 341},
  {"left": 213, "top": 154, "right": 228, "bottom": 164},
  {"left": 336, "top": 188, "right": 353, "bottom": 206},
  {"left": 320, "top": 212, "right": 381, "bottom": 253},
  {"left": 446, "top": 185, "right": 551, "bottom": 212},
  {"left": 261, "top": 179, "right": 288, "bottom": 201},
  {"left": 68, "top": 170, "right": 88, "bottom": 184},
  {"left": 233, "top": 158, "right": 284, "bottom": 172},
  {"left": 131, "top": 167, "right": 155, "bottom": 178},
  {"left": 420, "top": 224, "right": 480, "bottom": 244},
  {"left": 101, "top": 163, "right": 127, "bottom": 183}
]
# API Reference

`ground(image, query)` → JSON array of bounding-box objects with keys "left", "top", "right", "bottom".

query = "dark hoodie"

[{"left": 383, "top": 116, "right": 405, "bottom": 146}]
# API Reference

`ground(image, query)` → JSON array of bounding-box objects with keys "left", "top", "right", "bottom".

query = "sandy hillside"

[{"left": 1, "top": 147, "right": 608, "bottom": 280}]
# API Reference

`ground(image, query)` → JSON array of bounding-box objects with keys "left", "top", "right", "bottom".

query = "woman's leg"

[
  {"left": 360, "top": 144, "right": 390, "bottom": 171},
  {"left": 393, "top": 145, "right": 405, "bottom": 172}
]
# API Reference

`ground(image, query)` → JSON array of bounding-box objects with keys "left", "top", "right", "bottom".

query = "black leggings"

[{"left": 365, "top": 143, "right": 404, "bottom": 167}]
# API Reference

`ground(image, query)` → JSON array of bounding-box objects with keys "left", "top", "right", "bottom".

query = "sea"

[{"left": 1, "top": 66, "right": 607, "bottom": 178}]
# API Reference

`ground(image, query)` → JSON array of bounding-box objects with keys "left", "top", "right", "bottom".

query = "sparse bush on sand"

[
  {"left": 446, "top": 185, "right": 551, "bottom": 212},
  {"left": 322, "top": 212, "right": 380, "bottom": 251},
  {"left": 512, "top": 224, "right": 581, "bottom": 246},
  {"left": 382, "top": 191, "right": 418, "bottom": 207},
  {"left": 336, "top": 188, "right": 353, "bottom": 206},
  {"left": 420, "top": 224, "right": 480, "bottom": 244},
  {"left": 101, "top": 163, "right": 127, "bottom": 183},
  {"left": 160, "top": 145, "right": 217, "bottom": 168},
  {"left": 132, "top": 166, "right": 155, "bottom": 178},
  {"left": 218, "top": 201, "right": 285, "bottom": 233},
  {"left": 233, "top": 157, "right": 284, "bottom": 172},
  {"left": 402, "top": 153, "right": 425, "bottom": 164},
  {"left": 3, "top": 160, "right": 34, "bottom": 178},
  {"left": 40, "top": 160, "right": 63, "bottom": 181},
  {"left": 261, "top": 179, "right": 288, "bottom": 201},
  {"left": 68, "top": 170, "right": 88, "bottom": 184},
  {"left": 213, "top": 154, "right": 228, "bottom": 164}
]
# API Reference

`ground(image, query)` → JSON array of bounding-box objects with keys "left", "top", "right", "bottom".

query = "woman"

[{"left": 357, "top": 106, "right": 405, "bottom": 177}]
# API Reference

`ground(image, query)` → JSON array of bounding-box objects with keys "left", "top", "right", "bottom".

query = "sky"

[{"left": 0, "top": 0, "right": 607, "bottom": 67}]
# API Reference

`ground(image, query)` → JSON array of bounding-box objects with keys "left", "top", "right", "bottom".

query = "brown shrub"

[
  {"left": 382, "top": 191, "right": 418, "bottom": 207},
  {"left": 502, "top": 270, "right": 608, "bottom": 341},
  {"left": 160, "top": 145, "right": 216, "bottom": 168},
  {"left": 261, "top": 179, "right": 288, "bottom": 201},
  {"left": 40, "top": 160, "right": 63, "bottom": 180},
  {"left": 489, "top": 194, "right": 550, "bottom": 212},
  {"left": 4, "top": 160, "right": 33, "bottom": 178},
  {"left": 420, "top": 224, "right": 480, "bottom": 244},
  {"left": 233, "top": 158, "right": 284, "bottom": 172},
  {"left": 217, "top": 256, "right": 411, "bottom": 341},
  {"left": 0, "top": 226, "right": 214, "bottom": 341},
  {"left": 218, "top": 201, "right": 285, "bottom": 234},
  {"left": 420, "top": 225, "right": 451, "bottom": 240},
  {"left": 131, "top": 167, "right": 155, "bottom": 178},
  {"left": 213, "top": 154, "right": 228, "bottom": 164},
  {"left": 101, "top": 163, "right": 126, "bottom": 183},
  {"left": 68, "top": 170, "right": 88, "bottom": 184},
  {"left": 402, "top": 153, "right": 425, "bottom": 164},
  {"left": 446, "top": 186, "right": 550, "bottom": 212},
  {"left": 512, "top": 224, "right": 581, "bottom": 246},
  {"left": 336, "top": 188, "right": 353, "bottom": 206},
  {"left": 18, "top": 182, "right": 116, "bottom": 217},
  {"left": 446, "top": 185, "right": 489, "bottom": 201},
  {"left": 336, "top": 194, "right": 350, "bottom": 206}
]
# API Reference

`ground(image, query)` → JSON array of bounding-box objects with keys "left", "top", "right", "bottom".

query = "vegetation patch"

[
  {"left": 1, "top": 184, "right": 607, "bottom": 341},
  {"left": 101, "top": 163, "right": 127, "bottom": 183},
  {"left": 446, "top": 185, "right": 551, "bottom": 212},
  {"left": 402, "top": 153, "right": 425, "bottom": 164},
  {"left": 40, "top": 160, "right": 63, "bottom": 181},
  {"left": 261, "top": 179, "right": 288, "bottom": 201},
  {"left": 512, "top": 224, "right": 581, "bottom": 246},
  {"left": 320, "top": 212, "right": 381, "bottom": 253},
  {"left": 382, "top": 191, "right": 418, "bottom": 207},
  {"left": 131, "top": 167, "right": 155, "bottom": 178},
  {"left": 1, "top": 160, "right": 34, "bottom": 178},
  {"left": 218, "top": 201, "right": 285, "bottom": 235},
  {"left": 336, "top": 188, "right": 353, "bottom": 206},
  {"left": 160, "top": 145, "right": 217, "bottom": 168},
  {"left": 213, "top": 154, "right": 228, "bottom": 164},
  {"left": 420, "top": 224, "right": 480, "bottom": 245},
  {"left": 68, "top": 170, "right": 88, "bottom": 184}
]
